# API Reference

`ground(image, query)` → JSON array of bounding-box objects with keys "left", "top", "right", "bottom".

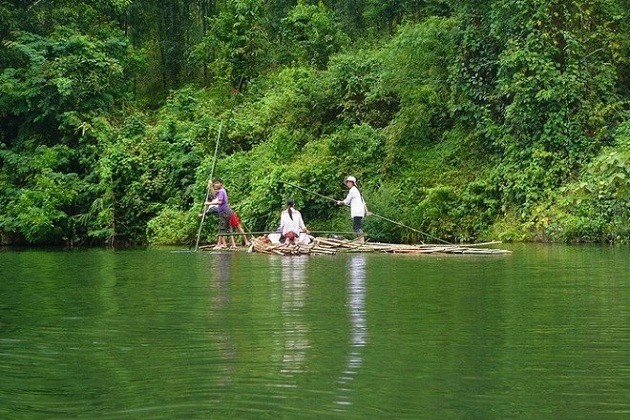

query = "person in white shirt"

[
  {"left": 337, "top": 176, "right": 369, "bottom": 242},
  {"left": 279, "top": 199, "right": 309, "bottom": 245}
]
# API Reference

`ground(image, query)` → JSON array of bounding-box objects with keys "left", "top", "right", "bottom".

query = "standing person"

[
  {"left": 279, "top": 199, "right": 309, "bottom": 245},
  {"left": 207, "top": 178, "right": 232, "bottom": 249},
  {"left": 337, "top": 176, "right": 369, "bottom": 243}
]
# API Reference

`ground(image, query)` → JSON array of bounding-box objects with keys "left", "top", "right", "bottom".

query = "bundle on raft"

[{"left": 250, "top": 236, "right": 511, "bottom": 256}]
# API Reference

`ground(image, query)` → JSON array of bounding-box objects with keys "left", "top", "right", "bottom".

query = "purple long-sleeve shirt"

[{"left": 215, "top": 188, "right": 229, "bottom": 212}]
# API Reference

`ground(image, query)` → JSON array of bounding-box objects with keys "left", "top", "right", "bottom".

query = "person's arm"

[
  {"left": 337, "top": 189, "right": 354, "bottom": 206},
  {"left": 212, "top": 190, "right": 225, "bottom": 205},
  {"left": 346, "top": 188, "right": 358, "bottom": 205}
]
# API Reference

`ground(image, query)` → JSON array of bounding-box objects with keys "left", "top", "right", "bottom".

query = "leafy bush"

[
  {"left": 548, "top": 119, "right": 630, "bottom": 243},
  {"left": 147, "top": 207, "right": 198, "bottom": 245}
]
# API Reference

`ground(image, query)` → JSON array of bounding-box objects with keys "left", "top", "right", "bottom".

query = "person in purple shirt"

[{"left": 206, "top": 178, "right": 233, "bottom": 249}]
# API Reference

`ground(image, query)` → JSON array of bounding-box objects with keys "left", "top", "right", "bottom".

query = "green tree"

[
  {"left": 0, "top": 26, "right": 131, "bottom": 245},
  {"left": 494, "top": 0, "right": 626, "bottom": 211},
  {"left": 452, "top": 0, "right": 626, "bottom": 214},
  {"left": 380, "top": 18, "right": 455, "bottom": 172},
  {"left": 281, "top": 1, "right": 349, "bottom": 69},
  {"left": 194, "top": 0, "right": 270, "bottom": 90}
]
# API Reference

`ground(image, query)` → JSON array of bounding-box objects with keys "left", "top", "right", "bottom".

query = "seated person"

[{"left": 279, "top": 199, "right": 309, "bottom": 245}]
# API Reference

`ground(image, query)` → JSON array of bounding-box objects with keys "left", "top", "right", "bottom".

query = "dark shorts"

[
  {"left": 218, "top": 210, "right": 232, "bottom": 233},
  {"left": 353, "top": 216, "right": 363, "bottom": 233}
]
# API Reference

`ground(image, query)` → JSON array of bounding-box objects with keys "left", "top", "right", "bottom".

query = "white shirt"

[
  {"left": 280, "top": 209, "right": 306, "bottom": 235},
  {"left": 343, "top": 186, "right": 366, "bottom": 218}
]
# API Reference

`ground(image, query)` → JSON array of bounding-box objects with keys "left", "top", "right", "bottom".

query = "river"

[{"left": 0, "top": 244, "right": 628, "bottom": 417}]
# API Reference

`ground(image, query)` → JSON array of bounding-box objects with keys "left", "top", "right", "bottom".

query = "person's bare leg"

[{"left": 238, "top": 224, "right": 250, "bottom": 246}]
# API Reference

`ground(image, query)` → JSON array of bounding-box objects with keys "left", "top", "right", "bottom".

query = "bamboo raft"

[{"left": 250, "top": 236, "right": 511, "bottom": 256}]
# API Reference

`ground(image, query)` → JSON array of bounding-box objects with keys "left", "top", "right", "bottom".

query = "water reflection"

[
  {"left": 335, "top": 254, "right": 368, "bottom": 409},
  {"left": 210, "top": 253, "right": 231, "bottom": 305},
  {"left": 2, "top": 247, "right": 628, "bottom": 417},
  {"left": 209, "top": 253, "right": 235, "bottom": 388},
  {"left": 277, "top": 257, "right": 310, "bottom": 382}
]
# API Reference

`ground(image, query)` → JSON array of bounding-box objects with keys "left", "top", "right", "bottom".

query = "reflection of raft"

[{"left": 251, "top": 236, "right": 511, "bottom": 256}]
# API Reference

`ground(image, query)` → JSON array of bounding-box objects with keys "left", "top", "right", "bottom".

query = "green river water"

[{"left": 0, "top": 244, "right": 628, "bottom": 418}]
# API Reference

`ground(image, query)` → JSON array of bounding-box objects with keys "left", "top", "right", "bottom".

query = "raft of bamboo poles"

[{"left": 250, "top": 236, "right": 511, "bottom": 256}]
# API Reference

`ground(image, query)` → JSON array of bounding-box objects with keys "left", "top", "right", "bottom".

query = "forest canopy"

[{"left": 0, "top": 0, "right": 628, "bottom": 246}]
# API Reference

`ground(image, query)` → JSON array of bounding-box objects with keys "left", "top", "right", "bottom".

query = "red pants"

[{"left": 229, "top": 212, "right": 241, "bottom": 228}]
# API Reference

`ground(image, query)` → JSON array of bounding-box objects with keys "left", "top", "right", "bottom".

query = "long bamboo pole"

[
  {"left": 280, "top": 180, "right": 452, "bottom": 245},
  {"left": 194, "top": 121, "right": 223, "bottom": 251}
]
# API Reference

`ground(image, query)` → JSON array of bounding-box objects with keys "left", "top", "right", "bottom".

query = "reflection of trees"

[
  {"left": 335, "top": 254, "right": 367, "bottom": 409},
  {"left": 277, "top": 256, "right": 309, "bottom": 382}
]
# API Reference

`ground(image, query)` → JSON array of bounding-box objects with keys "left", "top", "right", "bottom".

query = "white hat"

[{"left": 345, "top": 176, "right": 357, "bottom": 184}]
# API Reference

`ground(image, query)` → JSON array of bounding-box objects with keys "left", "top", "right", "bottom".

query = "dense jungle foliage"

[{"left": 0, "top": 0, "right": 628, "bottom": 246}]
